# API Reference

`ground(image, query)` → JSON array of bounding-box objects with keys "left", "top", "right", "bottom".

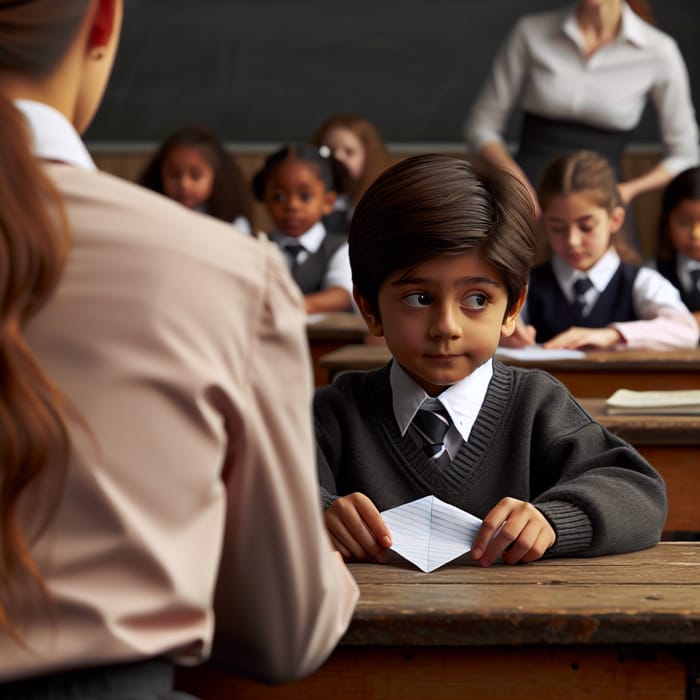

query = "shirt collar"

[
  {"left": 390, "top": 358, "right": 493, "bottom": 443},
  {"left": 552, "top": 247, "right": 621, "bottom": 295},
  {"left": 269, "top": 221, "right": 326, "bottom": 252},
  {"left": 14, "top": 99, "right": 96, "bottom": 170},
  {"left": 561, "top": 2, "right": 647, "bottom": 51}
]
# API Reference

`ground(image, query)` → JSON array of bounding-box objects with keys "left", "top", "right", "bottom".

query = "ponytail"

[{"left": 0, "top": 96, "right": 72, "bottom": 640}]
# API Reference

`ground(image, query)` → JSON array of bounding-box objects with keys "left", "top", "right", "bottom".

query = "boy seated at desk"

[{"left": 314, "top": 155, "right": 666, "bottom": 568}]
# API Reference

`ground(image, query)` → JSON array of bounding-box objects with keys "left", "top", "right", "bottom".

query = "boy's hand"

[
  {"left": 470, "top": 497, "right": 555, "bottom": 567},
  {"left": 324, "top": 492, "right": 393, "bottom": 563}
]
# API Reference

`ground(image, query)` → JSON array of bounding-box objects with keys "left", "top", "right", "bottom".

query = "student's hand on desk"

[
  {"left": 500, "top": 316, "right": 536, "bottom": 348},
  {"left": 324, "top": 492, "right": 393, "bottom": 564},
  {"left": 470, "top": 498, "right": 555, "bottom": 567},
  {"left": 543, "top": 326, "right": 622, "bottom": 350}
]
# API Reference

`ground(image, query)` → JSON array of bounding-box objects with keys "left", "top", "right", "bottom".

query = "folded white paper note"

[{"left": 381, "top": 495, "right": 483, "bottom": 572}]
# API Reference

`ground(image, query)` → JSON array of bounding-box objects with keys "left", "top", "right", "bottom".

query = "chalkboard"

[{"left": 85, "top": 0, "right": 700, "bottom": 146}]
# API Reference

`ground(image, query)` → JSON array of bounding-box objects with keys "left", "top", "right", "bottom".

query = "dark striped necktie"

[
  {"left": 572, "top": 276, "right": 593, "bottom": 316},
  {"left": 412, "top": 406, "right": 451, "bottom": 467},
  {"left": 284, "top": 243, "right": 305, "bottom": 271}
]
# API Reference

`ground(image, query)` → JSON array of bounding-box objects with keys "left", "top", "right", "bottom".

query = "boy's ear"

[
  {"left": 89, "top": 0, "right": 119, "bottom": 48},
  {"left": 501, "top": 287, "right": 527, "bottom": 337},
  {"left": 322, "top": 190, "right": 337, "bottom": 216},
  {"left": 353, "top": 287, "right": 384, "bottom": 337},
  {"left": 609, "top": 205, "right": 626, "bottom": 235}
]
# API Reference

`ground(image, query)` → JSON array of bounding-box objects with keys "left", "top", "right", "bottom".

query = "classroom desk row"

[
  {"left": 176, "top": 542, "right": 700, "bottom": 700},
  {"left": 316, "top": 342, "right": 700, "bottom": 395}
]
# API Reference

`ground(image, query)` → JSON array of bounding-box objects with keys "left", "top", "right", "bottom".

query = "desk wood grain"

[
  {"left": 306, "top": 314, "right": 368, "bottom": 386},
  {"left": 176, "top": 544, "right": 699, "bottom": 700},
  {"left": 319, "top": 345, "right": 700, "bottom": 396}
]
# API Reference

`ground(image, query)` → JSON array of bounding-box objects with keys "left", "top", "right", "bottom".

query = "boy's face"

[
  {"left": 355, "top": 252, "right": 524, "bottom": 396},
  {"left": 264, "top": 160, "right": 335, "bottom": 237}
]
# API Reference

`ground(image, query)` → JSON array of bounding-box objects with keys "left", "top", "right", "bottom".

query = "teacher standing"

[{"left": 465, "top": 0, "right": 699, "bottom": 216}]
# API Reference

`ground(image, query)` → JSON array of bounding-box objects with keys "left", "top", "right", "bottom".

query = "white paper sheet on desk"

[
  {"left": 495, "top": 345, "right": 585, "bottom": 361},
  {"left": 381, "top": 496, "right": 482, "bottom": 572}
]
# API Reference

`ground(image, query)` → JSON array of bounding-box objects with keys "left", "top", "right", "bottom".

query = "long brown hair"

[{"left": 0, "top": 0, "right": 91, "bottom": 639}]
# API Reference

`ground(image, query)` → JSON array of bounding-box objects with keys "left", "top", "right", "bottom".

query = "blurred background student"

[
  {"left": 653, "top": 166, "right": 700, "bottom": 329},
  {"left": 310, "top": 114, "right": 392, "bottom": 233},
  {"left": 464, "top": 0, "right": 699, "bottom": 229},
  {"left": 0, "top": 0, "right": 358, "bottom": 695},
  {"left": 253, "top": 144, "right": 354, "bottom": 314},
  {"left": 507, "top": 150, "right": 698, "bottom": 350},
  {"left": 140, "top": 124, "right": 254, "bottom": 234}
]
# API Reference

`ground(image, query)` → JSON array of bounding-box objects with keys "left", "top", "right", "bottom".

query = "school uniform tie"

[
  {"left": 572, "top": 276, "right": 593, "bottom": 316},
  {"left": 284, "top": 243, "right": 305, "bottom": 271},
  {"left": 688, "top": 268, "right": 700, "bottom": 308},
  {"left": 412, "top": 405, "right": 451, "bottom": 468}
]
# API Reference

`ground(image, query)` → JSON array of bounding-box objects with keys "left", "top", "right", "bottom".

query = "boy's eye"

[
  {"left": 300, "top": 193, "right": 314, "bottom": 202},
  {"left": 403, "top": 292, "right": 432, "bottom": 307},
  {"left": 463, "top": 292, "right": 489, "bottom": 310},
  {"left": 272, "top": 192, "right": 287, "bottom": 203}
]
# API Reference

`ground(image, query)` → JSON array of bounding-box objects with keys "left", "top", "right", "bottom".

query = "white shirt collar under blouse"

[{"left": 14, "top": 99, "right": 96, "bottom": 171}]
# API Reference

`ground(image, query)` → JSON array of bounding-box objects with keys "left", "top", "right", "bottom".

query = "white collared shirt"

[
  {"left": 465, "top": 3, "right": 699, "bottom": 176},
  {"left": 269, "top": 222, "right": 353, "bottom": 294},
  {"left": 675, "top": 253, "right": 700, "bottom": 298},
  {"left": 390, "top": 358, "right": 493, "bottom": 459},
  {"left": 521, "top": 247, "right": 699, "bottom": 348},
  {"left": 14, "top": 99, "right": 96, "bottom": 170}
]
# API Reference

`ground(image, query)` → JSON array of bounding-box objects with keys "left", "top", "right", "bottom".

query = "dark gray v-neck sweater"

[{"left": 314, "top": 361, "right": 666, "bottom": 558}]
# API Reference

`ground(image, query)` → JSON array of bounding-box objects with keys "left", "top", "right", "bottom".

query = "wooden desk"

[
  {"left": 306, "top": 313, "right": 368, "bottom": 387},
  {"left": 176, "top": 543, "right": 700, "bottom": 700},
  {"left": 580, "top": 399, "right": 700, "bottom": 536},
  {"left": 319, "top": 345, "right": 700, "bottom": 396}
]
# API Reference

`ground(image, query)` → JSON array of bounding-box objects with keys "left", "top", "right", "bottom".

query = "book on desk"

[{"left": 606, "top": 389, "right": 700, "bottom": 415}]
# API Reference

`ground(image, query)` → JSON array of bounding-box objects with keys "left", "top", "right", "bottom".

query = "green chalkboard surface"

[{"left": 85, "top": 0, "right": 699, "bottom": 145}]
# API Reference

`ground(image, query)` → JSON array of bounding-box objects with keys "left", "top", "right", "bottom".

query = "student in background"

[
  {"left": 315, "top": 154, "right": 666, "bottom": 568},
  {"left": 140, "top": 124, "right": 254, "bottom": 234},
  {"left": 0, "top": 0, "right": 357, "bottom": 694},
  {"left": 253, "top": 144, "right": 354, "bottom": 313},
  {"left": 507, "top": 150, "right": 698, "bottom": 350},
  {"left": 310, "top": 114, "right": 392, "bottom": 233},
  {"left": 653, "top": 166, "right": 700, "bottom": 329},
  {"left": 464, "top": 0, "right": 699, "bottom": 219}
]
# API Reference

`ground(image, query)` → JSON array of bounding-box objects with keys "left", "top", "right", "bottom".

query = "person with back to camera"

[
  {"left": 652, "top": 166, "right": 700, "bottom": 330},
  {"left": 139, "top": 123, "right": 254, "bottom": 235},
  {"left": 253, "top": 143, "right": 354, "bottom": 314},
  {"left": 506, "top": 150, "right": 699, "bottom": 350},
  {"left": 464, "top": 0, "right": 699, "bottom": 223},
  {"left": 310, "top": 114, "right": 393, "bottom": 234},
  {"left": 0, "top": 1, "right": 358, "bottom": 696},
  {"left": 314, "top": 153, "right": 666, "bottom": 569}
]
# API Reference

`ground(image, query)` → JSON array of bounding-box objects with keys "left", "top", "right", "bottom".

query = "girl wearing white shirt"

[
  {"left": 465, "top": 0, "right": 699, "bottom": 214},
  {"left": 509, "top": 150, "right": 698, "bottom": 350},
  {"left": 654, "top": 166, "right": 700, "bottom": 330}
]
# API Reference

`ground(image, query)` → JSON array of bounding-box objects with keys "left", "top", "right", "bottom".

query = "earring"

[{"left": 91, "top": 47, "right": 105, "bottom": 61}]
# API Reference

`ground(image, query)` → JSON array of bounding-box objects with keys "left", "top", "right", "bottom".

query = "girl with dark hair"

[
  {"left": 653, "top": 167, "right": 700, "bottom": 325},
  {"left": 139, "top": 124, "right": 253, "bottom": 233},
  {"left": 253, "top": 144, "right": 354, "bottom": 313}
]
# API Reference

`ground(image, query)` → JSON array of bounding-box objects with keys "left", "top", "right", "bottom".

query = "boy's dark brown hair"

[{"left": 349, "top": 154, "right": 537, "bottom": 319}]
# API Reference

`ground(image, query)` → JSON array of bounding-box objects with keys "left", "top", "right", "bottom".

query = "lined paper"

[{"left": 381, "top": 496, "right": 482, "bottom": 572}]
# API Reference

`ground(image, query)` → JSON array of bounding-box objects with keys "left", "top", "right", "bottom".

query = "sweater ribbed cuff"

[{"left": 536, "top": 500, "right": 594, "bottom": 557}]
